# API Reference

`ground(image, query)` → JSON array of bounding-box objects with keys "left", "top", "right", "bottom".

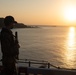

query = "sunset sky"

[{"left": 0, "top": 0, "right": 76, "bottom": 26}]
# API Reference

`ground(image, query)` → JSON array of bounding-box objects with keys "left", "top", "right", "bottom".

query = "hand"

[
  {"left": 17, "top": 43, "right": 20, "bottom": 48},
  {"left": 15, "top": 43, "right": 20, "bottom": 48}
]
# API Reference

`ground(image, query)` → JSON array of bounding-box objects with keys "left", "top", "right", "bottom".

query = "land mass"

[{"left": 0, "top": 18, "right": 39, "bottom": 28}]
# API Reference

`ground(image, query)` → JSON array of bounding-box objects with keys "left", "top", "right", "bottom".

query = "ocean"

[{"left": 0, "top": 26, "right": 76, "bottom": 69}]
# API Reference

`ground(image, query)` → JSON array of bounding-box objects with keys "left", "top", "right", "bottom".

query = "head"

[{"left": 4, "top": 16, "right": 17, "bottom": 29}]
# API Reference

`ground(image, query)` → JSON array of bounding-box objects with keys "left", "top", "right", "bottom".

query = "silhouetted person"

[{"left": 0, "top": 16, "right": 20, "bottom": 75}]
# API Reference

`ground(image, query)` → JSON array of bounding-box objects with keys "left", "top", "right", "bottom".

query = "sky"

[{"left": 0, "top": 0, "right": 76, "bottom": 26}]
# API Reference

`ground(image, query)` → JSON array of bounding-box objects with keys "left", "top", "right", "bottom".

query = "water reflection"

[
  {"left": 65, "top": 27, "right": 76, "bottom": 68},
  {"left": 68, "top": 27, "right": 75, "bottom": 48}
]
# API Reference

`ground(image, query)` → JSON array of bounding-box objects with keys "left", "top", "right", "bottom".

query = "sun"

[{"left": 64, "top": 5, "right": 76, "bottom": 22}]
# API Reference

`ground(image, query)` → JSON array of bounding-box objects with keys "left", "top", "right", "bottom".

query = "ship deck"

[{"left": 0, "top": 59, "right": 76, "bottom": 75}]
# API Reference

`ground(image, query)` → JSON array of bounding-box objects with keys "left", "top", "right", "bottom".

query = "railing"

[
  {"left": 0, "top": 58, "right": 61, "bottom": 69},
  {"left": 17, "top": 59, "right": 59, "bottom": 69}
]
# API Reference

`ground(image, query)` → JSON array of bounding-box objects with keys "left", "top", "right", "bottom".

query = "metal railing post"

[
  {"left": 48, "top": 63, "right": 50, "bottom": 68},
  {"left": 29, "top": 61, "right": 31, "bottom": 67}
]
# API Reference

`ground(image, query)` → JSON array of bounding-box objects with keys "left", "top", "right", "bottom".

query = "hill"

[{"left": 0, "top": 18, "right": 33, "bottom": 28}]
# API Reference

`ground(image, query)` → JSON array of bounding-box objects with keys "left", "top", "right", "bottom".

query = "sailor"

[{"left": 0, "top": 16, "right": 20, "bottom": 75}]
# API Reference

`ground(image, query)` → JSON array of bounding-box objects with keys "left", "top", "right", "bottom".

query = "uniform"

[{"left": 1, "top": 27, "right": 19, "bottom": 75}]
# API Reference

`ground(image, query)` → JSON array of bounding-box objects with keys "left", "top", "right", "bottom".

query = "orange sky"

[{"left": 0, "top": 0, "right": 76, "bottom": 26}]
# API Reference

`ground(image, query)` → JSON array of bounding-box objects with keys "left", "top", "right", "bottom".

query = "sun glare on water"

[{"left": 65, "top": 27, "right": 76, "bottom": 68}]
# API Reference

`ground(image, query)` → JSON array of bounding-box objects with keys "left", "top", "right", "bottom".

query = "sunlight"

[
  {"left": 64, "top": 5, "right": 76, "bottom": 22},
  {"left": 65, "top": 27, "right": 76, "bottom": 67},
  {"left": 68, "top": 27, "right": 75, "bottom": 47}
]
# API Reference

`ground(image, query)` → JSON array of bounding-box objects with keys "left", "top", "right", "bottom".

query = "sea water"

[{"left": 0, "top": 26, "right": 76, "bottom": 69}]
